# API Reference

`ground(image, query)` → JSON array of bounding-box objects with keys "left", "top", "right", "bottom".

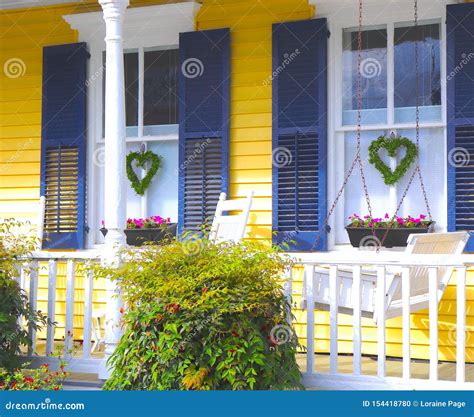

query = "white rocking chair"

[
  {"left": 209, "top": 192, "right": 253, "bottom": 243},
  {"left": 302, "top": 232, "right": 469, "bottom": 321}
]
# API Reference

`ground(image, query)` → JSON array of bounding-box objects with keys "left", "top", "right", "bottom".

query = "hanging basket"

[
  {"left": 345, "top": 222, "right": 436, "bottom": 248},
  {"left": 100, "top": 223, "right": 177, "bottom": 247}
]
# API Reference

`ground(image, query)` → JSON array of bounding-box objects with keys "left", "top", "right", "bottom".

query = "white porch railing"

[
  {"left": 16, "top": 252, "right": 103, "bottom": 374},
  {"left": 286, "top": 252, "right": 474, "bottom": 390},
  {"left": 15, "top": 251, "right": 474, "bottom": 389}
]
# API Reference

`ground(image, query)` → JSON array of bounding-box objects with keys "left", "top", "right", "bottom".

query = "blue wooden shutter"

[
  {"left": 272, "top": 19, "right": 328, "bottom": 251},
  {"left": 447, "top": 4, "right": 474, "bottom": 252},
  {"left": 178, "top": 29, "right": 230, "bottom": 234},
  {"left": 41, "top": 43, "right": 89, "bottom": 249}
]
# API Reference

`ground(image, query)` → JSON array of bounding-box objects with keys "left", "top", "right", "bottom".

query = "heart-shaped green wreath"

[
  {"left": 126, "top": 150, "right": 162, "bottom": 196},
  {"left": 368, "top": 135, "right": 417, "bottom": 186}
]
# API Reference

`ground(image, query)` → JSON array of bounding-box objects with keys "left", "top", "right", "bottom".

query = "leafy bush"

[
  {"left": 0, "top": 219, "right": 48, "bottom": 370},
  {"left": 97, "top": 239, "right": 302, "bottom": 390}
]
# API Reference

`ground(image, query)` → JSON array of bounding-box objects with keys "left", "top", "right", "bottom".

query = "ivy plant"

[
  {"left": 368, "top": 135, "right": 417, "bottom": 186},
  {"left": 126, "top": 150, "right": 162, "bottom": 196}
]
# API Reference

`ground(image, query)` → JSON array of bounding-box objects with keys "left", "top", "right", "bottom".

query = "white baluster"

[
  {"left": 305, "top": 265, "right": 315, "bottom": 374},
  {"left": 352, "top": 265, "right": 362, "bottom": 376},
  {"left": 283, "top": 267, "right": 293, "bottom": 324},
  {"left": 65, "top": 260, "right": 76, "bottom": 357},
  {"left": 401, "top": 267, "right": 411, "bottom": 380},
  {"left": 376, "top": 266, "right": 386, "bottom": 378},
  {"left": 46, "top": 259, "right": 57, "bottom": 356},
  {"left": 429, "top": 267, "right": 438, "bottom": 381},
  {"left": 28, "top": 260, "right": 39, "bottom": 355},
  {"left": 456, "top": 267, "right": 466, "bottom": 383},
  {"left": 329, "top": 265, "right": 339, "bottom": 374},
  {"left": 83, "top": 269, "right": 94, "bottom": 359}
]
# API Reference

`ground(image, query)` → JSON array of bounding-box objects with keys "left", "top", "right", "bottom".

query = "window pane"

[
  {"left": 102, "top": 52, "right": 139, "bottom": 137},
  {"left": 394, "top": 23, "right": 441, "bottom": 123},
  {"left": 124, "top": 52, "right": 139, "bottom": 136},
  {"left": 342, "top": 28, "right": 388, "bottom": 125},
  {"left": 143, "top": 49, "right": 178, "bottom": 136}
]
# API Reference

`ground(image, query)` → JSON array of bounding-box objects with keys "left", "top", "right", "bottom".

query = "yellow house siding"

[
  {"left": 196, "top": 0, "right": 315, "bottom": 240},
  {"left": 0, "top": 5, "right": 78, "bottom": 221}
]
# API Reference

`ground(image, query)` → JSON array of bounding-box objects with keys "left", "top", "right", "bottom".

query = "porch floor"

[
  {"left": 296, "top": 354, "right": 474, "bottom": 383},
  {"left": 32, "top": 343, "right": 474, "bottom": 389}
]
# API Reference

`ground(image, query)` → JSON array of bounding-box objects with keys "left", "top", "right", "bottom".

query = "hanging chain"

[
  {"left": 387, "top": 0, "right": 432, "bottom": 221},
  {"left": 379, "top": 0, "right": 433, "bottom": 247},
  {"left": 320, "top": 0, "right": 372, "bottom": 237},
  {"left": 413, "top": 0, "right": 433, "bottom": 221},
  {"left": 356, "top": 0, "right": 374, "bottom": 220}
]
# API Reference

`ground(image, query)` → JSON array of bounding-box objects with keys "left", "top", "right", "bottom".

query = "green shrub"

[
  {"left": 98, "top": 239, "right": 303, "bottom": 390},
  {"left": 0, "top": 219, "right": 48, "bottom": 370}
]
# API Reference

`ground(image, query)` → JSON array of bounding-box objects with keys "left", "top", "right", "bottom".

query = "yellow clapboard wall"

[{"left": 196, "top": 0, "right": 474, "bottom": 362}]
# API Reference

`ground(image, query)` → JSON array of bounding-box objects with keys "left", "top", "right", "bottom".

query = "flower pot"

[
  {"left": 345, "top": 222, "right": 435, "bottom": 248},
  {"left": 100, "top": 223, "right": 177, "bottom": 247}
]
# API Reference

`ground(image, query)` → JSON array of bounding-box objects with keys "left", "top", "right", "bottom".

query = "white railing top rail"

[
  {"left": 25, "top": 250, "right": 102, "bottom": 262},
  {"left": 288, "top": 252, "right": 474, "bottom": 268}
]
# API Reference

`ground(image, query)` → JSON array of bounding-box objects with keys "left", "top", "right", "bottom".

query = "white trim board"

[
  {"left": 64, "top": 2, "right": 200, "bottom": 47},
  {"left": 0, "top": 0, "right": 72, "bottom": 10}
]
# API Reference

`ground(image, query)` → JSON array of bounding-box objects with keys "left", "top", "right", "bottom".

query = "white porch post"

[{"left": 98, "top": 0, "right": 129, "bottom": 380}]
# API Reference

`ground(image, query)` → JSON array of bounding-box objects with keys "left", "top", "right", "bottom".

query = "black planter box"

[
  {"left": 100, "top": 223, "right": 177, "bottom": 247},
  {"left": 345, "top": 222, "right": 435, "bottom": 248}
]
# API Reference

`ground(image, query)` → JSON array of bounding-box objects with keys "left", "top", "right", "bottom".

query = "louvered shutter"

[
  {"left": 447, "top": 4, "right": 474, "bottom": 252},
  {"left": 41, "top": 43, "right": 89, "bottom": 249},
  {"left": 178, "top": 29, "right": 230, "bottom": 234},
  {"left": 272, "top": 19, "right": 328, "bottom": 251}
]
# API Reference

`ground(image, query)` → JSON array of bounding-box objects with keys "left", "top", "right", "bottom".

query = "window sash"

[
  {"left": 341, "top": 19, "right": 443, "bottom": 129},
  {"left": 101, "top": 46, "right": 179, "bottom": 142}
]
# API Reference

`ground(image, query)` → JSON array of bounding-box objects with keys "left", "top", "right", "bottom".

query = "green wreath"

[
  {"left": 126, "top": 150, "right": 162, "bottom": 196},
  {"left": 368, "top": 135, "right": 417, "bottom": 186}
]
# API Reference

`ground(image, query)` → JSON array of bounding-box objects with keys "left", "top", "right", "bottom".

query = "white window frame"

[
  {"left": 318, "top": 0, "right": 451, "bottom": 250},
  {"left": 64, "top": 2, "right": 200, "bottom": 248}
]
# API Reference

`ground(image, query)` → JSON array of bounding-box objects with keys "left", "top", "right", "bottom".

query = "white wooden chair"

[
  {"left": 209, "top": 192, "right": 253, "bottom": 243},
  {"left": 37, "top": 196, "right": 46, "bottom": 247},
  {"left": 91, "top": 309, "right": 106, "bottom": 353},
  {"left": 301, "top": 232, "right": 469, "bottom": 321}
]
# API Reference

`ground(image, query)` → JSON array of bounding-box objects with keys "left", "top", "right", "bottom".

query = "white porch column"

[{"left": 98, "top": 0, "right": 129, "bottom": 380}]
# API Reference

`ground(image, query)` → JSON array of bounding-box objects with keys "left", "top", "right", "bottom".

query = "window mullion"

[
  {"left": 387, "top": 22, "right": 395, "bottom": 126},
  {"left": 138, "top": 47, "right": 144, "bottom": 138}
]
